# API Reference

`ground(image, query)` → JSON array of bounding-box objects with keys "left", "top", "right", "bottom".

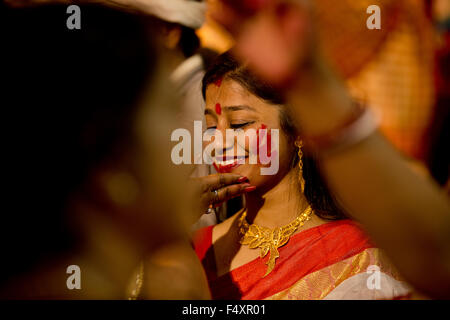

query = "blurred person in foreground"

[
  {"left": 7, "top": 0, "right": 248, "bottom": 299},
  {"left": 208, "top": 0, "right": 450, "bottom": 299},
  {"left": 0, "top": 2, "right": 209, "bottom": 299}
]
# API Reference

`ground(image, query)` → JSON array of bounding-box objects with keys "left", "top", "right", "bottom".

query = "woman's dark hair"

[
  {"left": 202, "top": 52, "right": 346, "bottom": 220},
  {"left": 0, "top": 3, "right": 157, "bottom": 285}
]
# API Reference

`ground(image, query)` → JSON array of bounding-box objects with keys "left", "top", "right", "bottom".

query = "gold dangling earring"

[{"left": 294, "top": 140, "right": 305, "bottom": 193}]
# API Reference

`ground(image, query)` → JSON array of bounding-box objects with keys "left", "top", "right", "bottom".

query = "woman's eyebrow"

[
  {"left": 204, "top": 109, "right": 217, "bottom": 118},
  {"left": 204, "top": 105, "right": 256, "bottom": 116},
  {"left": 223, "top": 105, "right": 256, "bottom": 112}
]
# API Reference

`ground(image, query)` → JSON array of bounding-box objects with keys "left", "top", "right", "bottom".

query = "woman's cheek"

[{"left": 235, "top": 124, "right": 275, "bottom": 166}]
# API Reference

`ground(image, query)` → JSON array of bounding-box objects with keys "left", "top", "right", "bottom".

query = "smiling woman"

[
  {"left": 201, "top": 52, "right": 345, "bottom": 221},
  {"left": 192, "top": 51, "right": 415, "bottom": 300}
]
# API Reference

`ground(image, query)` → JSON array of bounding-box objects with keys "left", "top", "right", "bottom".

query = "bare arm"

[{"left": 289, "top": 64, "right": 450, "bottom": 298}]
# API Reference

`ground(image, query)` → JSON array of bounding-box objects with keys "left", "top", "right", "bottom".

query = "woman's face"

[{"left": 204, "top": 78, "right": 294, "bottom": 189}]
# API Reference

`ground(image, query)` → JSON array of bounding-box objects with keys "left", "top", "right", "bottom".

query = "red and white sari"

[{"left": 193, "top": 219, "right": 414, "bottom": 300}]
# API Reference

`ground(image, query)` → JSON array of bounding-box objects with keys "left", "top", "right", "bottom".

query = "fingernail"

[
  {"left": 241, "top": 183, "right": 252, "bottom": 188},
  {"left": 237, "top": 176, "right": 248, "bottom": 183},
  {"left": 243, "top": 186, "right": 257, "bottom": 192}
]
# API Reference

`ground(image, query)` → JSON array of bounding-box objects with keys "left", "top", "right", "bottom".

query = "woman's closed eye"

[
  {"left": 230, "top": 121, "right": 255, "bottom": 129},
  {"left": 205, "top": 120, "right": 255, "bottom": 130}
]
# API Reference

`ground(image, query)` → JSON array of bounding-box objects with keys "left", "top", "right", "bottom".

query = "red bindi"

[
  {"left": 215, "top": 103, "right": 222, "bottom": 115},
  {"left": 214, "top": 77, "right": 223, "bottom": 87}
]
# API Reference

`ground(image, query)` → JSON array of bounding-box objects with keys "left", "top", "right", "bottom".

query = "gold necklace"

[{"left": 238, "top": 206, "right": 313, "bottom": 277}]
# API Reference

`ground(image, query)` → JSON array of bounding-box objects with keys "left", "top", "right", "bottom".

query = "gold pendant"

[{"left": 238, "top": 206, "right": 312, "bottom": 277}]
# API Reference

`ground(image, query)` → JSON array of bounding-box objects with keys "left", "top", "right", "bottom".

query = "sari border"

[{"left": 264, "top": 247, "right": 409, "bottom": 300}]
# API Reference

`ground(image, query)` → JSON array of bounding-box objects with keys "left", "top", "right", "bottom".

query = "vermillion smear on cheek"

[
  {"left": 257, "top": 124, "right": 267, "bottom": 151},
  {"left": 256, "top": 124, "right": 272, "bottom": 162},
  {"left": 215, "top": 103, "right": 222, "bottom": 115}
]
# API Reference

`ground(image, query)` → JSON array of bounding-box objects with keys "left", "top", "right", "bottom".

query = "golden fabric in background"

[
  {"left": 344, "top": 1, "right": 435, "bottom": 159},
  {"left": 315, "top": 0, "right": 402, "bottom": 78},
  {"left": 198, "top": 0, "right": 436, "bottom": 159}
]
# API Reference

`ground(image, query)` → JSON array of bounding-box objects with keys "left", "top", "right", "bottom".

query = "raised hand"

[
  {"left": 189, "top": 173, "right": 255, "bottom": 219},
  {"left": 212, "top": 0, "right": 316, "bottom": 88}
]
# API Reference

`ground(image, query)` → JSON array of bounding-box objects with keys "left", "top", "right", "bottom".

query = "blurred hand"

[
  {"left": 212, "top": 0, "right": 317, "bottom": 87},
  {"left": 189, "top": 173, "right": 255, "bottom": 219}
]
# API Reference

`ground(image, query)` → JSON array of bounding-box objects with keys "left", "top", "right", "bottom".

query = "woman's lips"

[
  {"left": 213, "top": 161, "right": 240, "bottom": 173},
  {"left": 213, "top": 156, "right": 247, "bottom": 173}
]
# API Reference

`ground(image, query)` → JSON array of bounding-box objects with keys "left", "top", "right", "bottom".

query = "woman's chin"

[{"left": 212, "top": 162, "right": 266, "bottom": 186}]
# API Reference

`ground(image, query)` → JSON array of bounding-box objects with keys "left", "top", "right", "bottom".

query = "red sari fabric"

[{"left": 193, "top": 219, "right": 376, "bottom": 300}]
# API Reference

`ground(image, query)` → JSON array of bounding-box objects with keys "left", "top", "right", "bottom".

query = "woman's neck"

[{"left": 244, "top": 168, "right": 310, "bottom": 228}]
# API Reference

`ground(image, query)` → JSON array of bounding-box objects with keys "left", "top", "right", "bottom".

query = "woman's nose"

[{"left": 213, "top": 127, "right": 235, "bottom": 156}]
